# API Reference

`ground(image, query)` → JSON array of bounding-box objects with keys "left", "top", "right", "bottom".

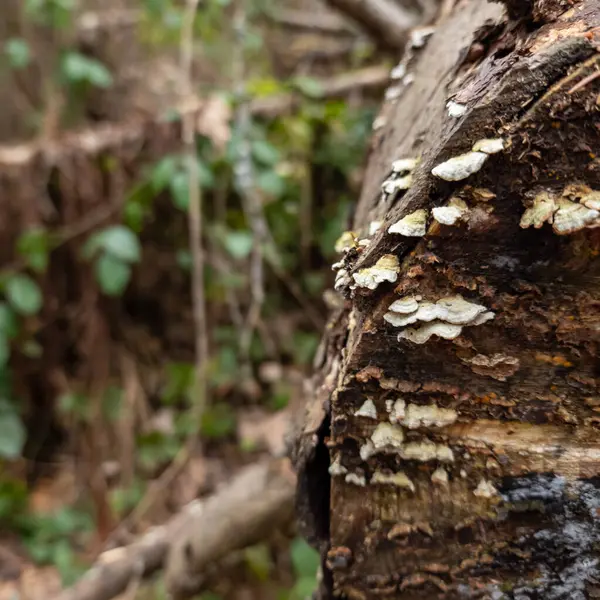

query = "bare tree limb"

[
  {"left": 325, "top": 0, "right": 419, "bottom": 50},
  {"left": 165, "top": 458, "right": 296, "bottom": 599},
  {"left": 268, "top": 8, "right": 358, "bottom": 36},
  {"left": 0, "top": 65, "right": 389, "bottom": 169},
  {"left": 52, "top": 459, "right": 295, "bottom": 600}
]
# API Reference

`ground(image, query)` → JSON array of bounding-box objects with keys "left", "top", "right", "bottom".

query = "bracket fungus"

[
  {"left": 371, "top": 470, "right": 415, "bottom": 491},
  {"left": 329, "top": 455, "right": 348, "bottom": 476},
  {"left": 446, "top": 100, "right": 467, "bottom": 118},
  {"left": 520, "top": 185, "right": 600, "bottom": 234},
  {"left": 431, "top": 467, "right": 449, "bottom": 486},
  {"left": 345, "top": 473, "right": 366, "bottom": 487},
  {"left": 401, "top": 440, "right": 454, "bottom": 463},
  {"left": 432, "top": 138, "right": 505, "bottom": 182},
  {"left": 473, "top": 479, "right": 498, "bottom": 499},
  {"left": 352, "top": 254, "right": 400, "bottom": 290},
  {"left": 354, "top": 399, "right": 378, "bottom": 420},
  {"left": 432, "top": 198, "right": 469, "bottom": 226},
  {"left": 399, "top": 404, "right": 458, "bottom": 429},
  {"left": 388, "top": 209, "right": 428, "bottom": 237},
  {"left": 386, "top": 398, "right": 406, "bottom": 424},
  {"left": 384, "top": 294, "right": 494, "bottom": 344},
  {"left": 334, "top": 231, "right": 357, "bottom": 253}
]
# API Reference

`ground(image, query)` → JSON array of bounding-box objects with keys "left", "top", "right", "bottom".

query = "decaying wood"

[
  {"left": 325, "top": 0, "right": 420, "bottom": 50},
  {"left": 295, "top": 0, "right": 600, "bottom": 598},
  {"left": 54, "top": 459, "right": 295, "bottom": 600}
]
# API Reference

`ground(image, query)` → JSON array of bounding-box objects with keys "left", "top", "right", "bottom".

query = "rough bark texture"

[{"left": 295, "top": 1, "right": 600, "bottom": 598}]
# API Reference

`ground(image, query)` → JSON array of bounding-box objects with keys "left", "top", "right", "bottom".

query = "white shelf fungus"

[
  {"left": 473, "top": 479, "right": 498, "bottom": 498},
  {"left": 385, "top": 294, "right": 494, "bottom": 344},
  {"left": 446, "top": 100, "right": 467, "bottom": 118},
  {"left": 352, "top": 255, "right": 400, "bottom": 290},
  {"left": 387, "top": 398, "right": 406, "bottom": 424},
  {"left": 334, "top": 231, "right": 357, "bottom": 253},
  {"left": 328, "top": 455, "right": 348, "bottom": 476},
  {"left": 371, "top": 471, "right": 415, "bottom": 491},
  {"left": 354, "top": 399, "right": 378, "bottom": 420},
  {"left": 369, "top": 221, "right": 383, "bottom": 235},
  {"left": 345, "top": 473, "right": 366, "bottom": 487},
  {"left": 432, "top": 151, "right": 488, "bottom": 181},
  {"left": 432, "top": 199, "right": 469, "bottom": 226},
  {"left": 401, "top": 441, "right": 454, "bottom": 463},
  {"left": 392, "top": 158, "right": 418, "bottom": 173},
  {"left": 552, "top": 199, "right": 600, "bottom": 235},
  {"left": 520, "top": 191, "right": 557, "bottom": 229},
  {"left": 431, "top": 467, "right": 449, "bottom": 486},
  {"left": 388, "top": 208, "right": 428, "bottom": 237},
  {"left": 472, "top": 138, "right": 505, "bottom": 155},
  {"left": 382, "top": 175, "right": 413, "bottom": 195},
  {"left": 399, "top": 404, "right": 457, "bottom": 429}
]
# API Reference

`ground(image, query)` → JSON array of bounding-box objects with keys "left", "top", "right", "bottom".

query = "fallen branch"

[
  {"left": 325, "top": 0, "right": 419, "bottom": 49},
  {"left": 268, "top": 8, "right": 357, "bottom": 36},
  {"left": 0, "top": 65, "right": 389, "bottom": 169},
  {"left": 165, "top": 458, "right": 296, "bottom": 599},
  {"left": 53, "top": 459, "right": 296, "bottom": 600}
]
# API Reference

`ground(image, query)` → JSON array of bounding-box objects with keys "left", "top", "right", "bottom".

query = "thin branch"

[
  {"left": 180, "top": 0, "right": 208, "bottom": 449},
  {"left": 325, "top": 0, "right": 419, "bottom": 50},
  {"left": 268, "top": 8, "right": 357, "bottom": 36},
  {"left": 0, "top": 65, "right": 389, "bottom": 168}
]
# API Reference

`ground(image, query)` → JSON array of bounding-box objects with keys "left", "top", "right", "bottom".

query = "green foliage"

[
  {"left": 4, "top": 273, "right": 43, "bottom": 316},
  {"left": 244, "top": 544, "right": 272, "bottom": 581},
  {"left": 137, "top": 431, "right": 180, "bottom": 470},
  {"left": 0, "top": 400, "right": 26, "bottom": 459},
  {"left": 289, "top": 537, "right": 319, "bottom": 599},
  {"left": 4, "top": 38, "right": 32, "bottom": 69},
  {"left": 83, "top": 225, "right": 141, "bottom": 296},
  {"left": 17, "top": 227, "right": 51, "bottom": 273},
  {"left": 24, "top": 0, "right": 75, "bottom": 28},
  {"left": 200, "top": 403, "right": 236, "bottom": 439},
  {"left": 61, "top": 52, "right": 113, "bottom": 89},
  {"left": 162, "top": 362, "right": 195, "bottom": 405},
  {"left": 21, "top": 507, "right": 93, "bottom": 584}
]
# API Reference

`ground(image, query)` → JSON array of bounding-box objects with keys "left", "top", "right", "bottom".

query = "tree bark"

[{"left": 294, "top": 1, "right": 600, "bottom": 598}]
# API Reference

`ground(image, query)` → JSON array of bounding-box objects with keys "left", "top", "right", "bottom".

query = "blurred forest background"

[{"left": 0, "top": 0, "right": 408, "bottom": 597}]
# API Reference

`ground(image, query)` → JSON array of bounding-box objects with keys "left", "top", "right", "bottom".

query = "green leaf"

[
  {"left": 5, "top": 274, "right": 43, "bottom": 316},
  {"left": 57, "top": 392, "right": 89, "bottom": 420},
  {"left": 169, "top": 171, "right": 189, "bottom": 211},
  {"left": 244, "top": 544, "right": 272, "bottom": 582},
  {"left": 290, "top": 538, "right": 320, "bottom": 579},
  {"left": 0, "top": 410, "right": 26, "bottom": 459},
  {"left": 224, "top": 230, "right": 254, "bottom": 260},
  {"left": 61, "top": 52, "right": 113, "bottom": 88},
  {"left": 17, "top": 227, "right": 50, "bottom": 273},
  {"left": 5, "top": 38, "right": 31, "bottom": 69},
  {"left": 292, "top": 76, "right": 324, "bottom": 99},
  {"left": 151, "top": 156, "right": 178, "bottom": 193},
  {"left": 0, "top": 303, "right": 19, "bottom": 339},
  {"left": 251, "top": 140, "right": 280, "bottom": 166},
  {"left": 84, "top": 226, "right": 141, "bottom": 263},
  {"left": 200, "top": 403, "right": 236, "bottom": 439},
  {"left": 95, "top": 254, "right": 131, "bottom": 296},
  {"left": 102, "top": 386, "right": 123, "bottom": 421},
  {"left": 256, "top": 171, "right": 286, "bottom": 198}
]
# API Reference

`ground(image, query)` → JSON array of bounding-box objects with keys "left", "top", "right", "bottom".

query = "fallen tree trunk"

[{"left": 295, "top": 1, "right": 600, "bottom": 598}]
